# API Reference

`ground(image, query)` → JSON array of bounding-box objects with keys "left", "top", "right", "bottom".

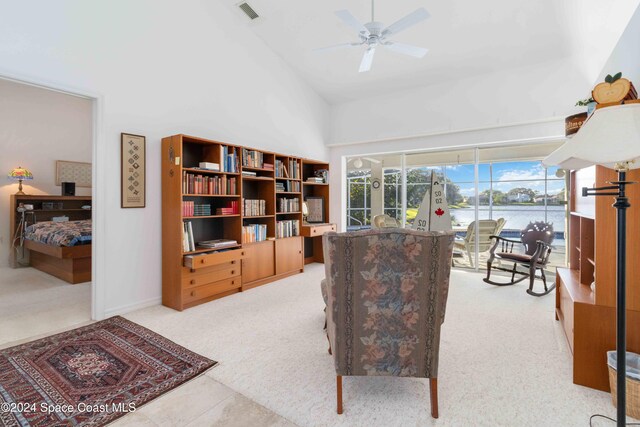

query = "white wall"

[
  {"left": 328, "top": 3, "right": 640, "bottom": 232},
  {"left": 0, "top": 79, "right": 92, "bottom": 267},
  {"left": 0, "top": 0, "right": 329, "bottom": 316},
  {"left": 597, "top": 5, "right": 640, "bottom": 85}
]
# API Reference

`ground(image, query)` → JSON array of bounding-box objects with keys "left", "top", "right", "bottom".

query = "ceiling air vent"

[{"left": 238, "top": 2, "right": 259, "bottom": 20}]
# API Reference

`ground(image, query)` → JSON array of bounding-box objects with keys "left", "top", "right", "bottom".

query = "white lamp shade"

[{"left": 544, "top": 103, "right": 640, "bottom": 170}]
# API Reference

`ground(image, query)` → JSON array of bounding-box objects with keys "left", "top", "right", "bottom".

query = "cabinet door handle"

[
  {"left": 232, "top": 280, "right": 235, "bottom": 285},
  {"left": 190, "top": 279, "right": 196, "bottom": 285},
  {"left": 190, "top": 291, "right": 195, "bottom": 297},
  {"left": 231, "top": 260, "right": 236, "bottom": 265},
  {"left": 200, "top": 259, "right": 205, "bottom": 264},
  {"left": 231, "top": 270, "right": 235, "bottom": 275},
  {"left": 298, "top": 250, "right": 302, "bottom": 254}
]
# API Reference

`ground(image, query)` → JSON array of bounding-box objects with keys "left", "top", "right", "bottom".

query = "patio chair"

[
  {"left": 483, "top": 221, "right": 555, "bottom": 297},
  {"left": 372, "top": 214, "right": 400, "bottom": 229},
  {"left": 453, "top": 218, "right": 506, "bottom": 268}
]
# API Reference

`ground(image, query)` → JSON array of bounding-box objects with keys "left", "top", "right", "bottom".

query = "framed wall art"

[
  {"left": 305, "top": 196, "right": 325, "bottom": 223},
  {"left": 56, "top": 160, "right": 92, "bottom": 187},
  {"left": 121, "top": 133, "right": 146, "bottom": 208}
]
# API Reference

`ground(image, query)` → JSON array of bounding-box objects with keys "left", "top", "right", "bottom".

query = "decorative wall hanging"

[
  {"left": 56, "top": 161, "right": 91, "bottom": 187},
  {"left": 121, "top": 133, "right": 146, "bottom": 208}
]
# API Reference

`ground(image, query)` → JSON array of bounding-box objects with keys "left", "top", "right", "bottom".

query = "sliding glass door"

[{"left": 345, "top": 142, "right": 567, "bottom": 271}]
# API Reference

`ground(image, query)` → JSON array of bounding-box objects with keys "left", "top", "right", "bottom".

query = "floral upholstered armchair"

[{"left": 322, "top": 228, "right": 455, "bottom": 418}]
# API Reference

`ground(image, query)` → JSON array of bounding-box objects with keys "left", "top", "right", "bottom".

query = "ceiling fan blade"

[
  {"left": 383, "top": 42, "right": 428, "bottom": 58},
  {"left": 382, "top": 8, "right": 430, "bottom": 37},
  {"left": 359, "top": 47, "right": 376, "bottom": 73},
  {"left": 313, "top": 42, "right": 361, "bottom": 53},
  {"left": 335, "top": 10, "right": 370, "bottom": 36}
]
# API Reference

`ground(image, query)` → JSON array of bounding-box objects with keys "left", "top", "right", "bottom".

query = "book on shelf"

[
  {"left": 278, "top": 197, "right": 300, "bottom": 213},
  {"left": 242, "top": 224, "right": 268, "bottom": 243},
  {"left": 197, "top": 239, "right": 238, "bottom": 249},
  {"left": 276, "top": 219, "right": 300, "bottom": 239},
  {"left": 215, "top": 200, "right": 239, "bottom": 215},
  {"left": 241, "top": 170, "right": 257, "bottom": 177},
  {"left": 306, "top": 177, "right": 324, "bottom": 183},
  {"left": 183, "top": 201, "right": 212, "bottom": 216},
  {"left": 242, "top": 149, "right": 264, "bottom": 169},
  {"left": 275, "top": 160, "right": 289, "bottom": 178},
  {"left": 242, "top": 199, "right": 266, "bottom": 216},
  {"left": 263, "top": 162, "right": 274, "bottom": 170},
  {"left": 183, "top": 171, "right": 237, "bottom": 195},
  {"left": 276, "top": 181, "right": 300, "bottom": 193},
  {"left": 183, "top": 221, "right": 195, "bottom": 252},
  {"left": 220, "top": 145, "right": 239, "bottom": 173},
  {"left": 197, "top": 162, "right": 220, "bottom": 171}
]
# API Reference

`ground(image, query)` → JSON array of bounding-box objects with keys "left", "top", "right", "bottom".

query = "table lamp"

[
  {"left": 544, "top": 103, "right": 640, "bottom": 426},
  {"left": 7, "top": 166, "right": 34, "bottom": 195}
]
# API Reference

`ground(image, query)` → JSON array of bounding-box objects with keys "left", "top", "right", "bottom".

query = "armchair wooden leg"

[
  {"left": 337, "top": 375, "right": 343, "bottom": 414},
  {"left": 429, "top": 378, "right": 439, "bottom": 419}
]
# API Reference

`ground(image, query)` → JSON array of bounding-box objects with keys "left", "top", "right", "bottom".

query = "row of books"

[
  {"left": 276, "top": 181, "right": 300, "bottom": 192},
  {"left": 243, "top": 199, "right": 266, "bottom": 217},
  {"left": 183, "top": 221, "right": 196, "bottom": 252},
  {"left": 278, "top": 198, "right": 300, "bottom": 213},
  {"left": 241, "top": 149, "right": 274, "bottom": 170},
  {"left": 306, "top": 177, "right": 325, "bottom": 184},
  {"left": 276, "top": 219, "right": 300, "bottom": 239},
  {"left": 275, "top": 159, "right": 300, "bottom": 179},
  {"left": 217, "top": 200, "right": 239, "bottom": 215},
  {"left": 242, "top": 224, "right": 268, "bottom": 243},
  {"left": 182, "top": 201, "right": 211, "bottom": 217},
  {"left": 183, "top": 172, "right": 237, "bottom": 195},
  {"left": 220, "top": 145, "right": 239, "bottom": 173}
]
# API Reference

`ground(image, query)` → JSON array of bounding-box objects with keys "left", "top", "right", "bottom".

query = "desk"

[{"left": 301, "top": 223, "right": 336, "bottom": 264}]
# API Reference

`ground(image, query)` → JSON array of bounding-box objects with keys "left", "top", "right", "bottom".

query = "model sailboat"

[{"left": 412, "top": 170, "right": 451, "bottom": 232}]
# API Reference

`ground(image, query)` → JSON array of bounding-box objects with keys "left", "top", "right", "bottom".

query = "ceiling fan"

[
  {"left": 315, "top": 0, "right": 430, "bottom": 72},
  {"left": 348, "top": 157, "right": 381, "bottom": 168}
]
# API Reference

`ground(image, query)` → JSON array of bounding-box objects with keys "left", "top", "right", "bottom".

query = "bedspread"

[{"left": 24, "top": 220, "right": 92, "bottom": 247}]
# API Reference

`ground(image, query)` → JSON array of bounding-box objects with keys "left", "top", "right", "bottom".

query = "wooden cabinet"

[
  {"left": 275, "top": 237, "right": 303, "bottom": 275},
  {"left": 162, "top": 134, "right": 330, "bottom": 310},
  {"left": 301, "top": 160, "right": 332, "bottom": 264},
  {"left": 556, "top": 165, "right": 640, "bottom": 391},
  {"left": 242, "top": 240, "right": 275, "bottom": 286}
]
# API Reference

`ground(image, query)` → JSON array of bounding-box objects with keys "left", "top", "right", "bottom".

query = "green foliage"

[
  {"left": 605, "top": 72, "right": 623, "bottom": 83},
  {"left": 575, "top": 97, "right": 595, "bottom": 106}
]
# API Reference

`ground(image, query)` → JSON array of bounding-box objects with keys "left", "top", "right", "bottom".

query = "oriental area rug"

[{"left": 0, "top": 316, "right": 217, "bottom": 426}]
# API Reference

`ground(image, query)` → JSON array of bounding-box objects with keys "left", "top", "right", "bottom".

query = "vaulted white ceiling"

[{"left": 225, "top": 0, "right": 638, "bottom": 104}]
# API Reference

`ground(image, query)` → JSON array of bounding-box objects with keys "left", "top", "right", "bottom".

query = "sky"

[{"left": 396, "top": 161, "right": 565, "bottom": 197}]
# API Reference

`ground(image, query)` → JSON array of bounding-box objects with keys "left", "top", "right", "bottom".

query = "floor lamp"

[{"left": 544, "top": 103, "right": 640, "bottom": 426}]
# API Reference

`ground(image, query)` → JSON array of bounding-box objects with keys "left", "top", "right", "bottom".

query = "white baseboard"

[{"left": 103, "top": 296, "right": 162, "bottom": 318}]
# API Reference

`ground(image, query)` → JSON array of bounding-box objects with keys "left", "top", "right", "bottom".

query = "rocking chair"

[{"left": 483, "top": 221, "right": 556, "bottom": 297}]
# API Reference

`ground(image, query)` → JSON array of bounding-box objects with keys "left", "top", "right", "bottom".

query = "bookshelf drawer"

[
  {"left": 184, "top": 248, "right": 245, "bottom": 270},
  {"left": 182, "top": 277, "right": 241, "bottom": 304},
  {"left": 301, "top": 224, "right": 336, "bottom": 237},
  {"left": 182, "top": 265, "right": 240, "bottom": 288}
]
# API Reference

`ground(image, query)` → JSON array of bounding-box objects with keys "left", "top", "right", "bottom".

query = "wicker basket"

[{"left": 608, "top": 365, "right": 640, "bottom": 419}]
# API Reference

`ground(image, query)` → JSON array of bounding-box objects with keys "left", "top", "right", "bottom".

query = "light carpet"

[
  {"left": 0, "top": 267, "right": 91, "bottom": 346},
  {"left": 125, "top": 264, "right": 617, "bottom": 427}
]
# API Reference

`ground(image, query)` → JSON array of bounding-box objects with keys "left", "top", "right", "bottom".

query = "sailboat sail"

[{"left": 412, "top": 170, "right": 451, "bottom": 232}]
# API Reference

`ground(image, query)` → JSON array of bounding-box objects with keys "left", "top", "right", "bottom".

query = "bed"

[{"left": 23, "top": 220, "right": 92, "bottom": 284}]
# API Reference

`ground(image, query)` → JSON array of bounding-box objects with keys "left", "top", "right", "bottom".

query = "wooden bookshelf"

[
  {"left": 556, "top": 165, "right": 640, "bottom": 391},
  {"left": 162, "top": 135, "right": 322, "bottom": 310}
]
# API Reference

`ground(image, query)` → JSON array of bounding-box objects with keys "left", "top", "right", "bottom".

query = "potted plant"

[{"left": 575, "top": 97, "right": 596, "bottom": 116}]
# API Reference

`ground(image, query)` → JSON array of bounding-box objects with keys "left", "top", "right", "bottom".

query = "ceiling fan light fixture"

[
  {"left": 353, "top": 158, "right": 364, "bottom": 168},
  {"left": 315, "top": 1, "right": 431, "bottom": 73}
]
